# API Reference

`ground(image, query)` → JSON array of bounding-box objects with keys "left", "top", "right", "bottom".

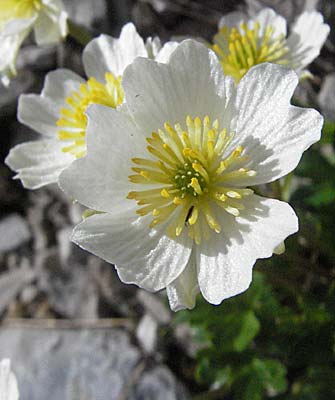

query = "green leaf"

[
  {"left": 234, "top": 359, "right": 288, "bottom": 400},
  {"left": 233, "top": 311, "right": 260, "bottom": 352},
  {"left": 306, "top": 184, "right": 335, "bottom": 207},
  {"left": 320, "top": 119, "right": 335, "bottom": 144}
]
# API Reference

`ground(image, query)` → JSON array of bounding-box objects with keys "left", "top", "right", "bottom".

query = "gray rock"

[
  {"left": 38, "top": 249, "right": 99, "bottom": 319},
  {"left": 318, "top": 73, "right": 335, "bottom": 121},
  {"left": 17, "top": 46, "right": 57, "bottom": 72},
  {"left": 0, "top": 327, "right": 190, "bottom": 400},
  {"left": 137, "top": 290, "right": 171, "bottom": 325},
  {"left": 0, "top": 214, "right": 31, "bottom": 253},
  {"left": 136, "top": 314, "right": 158, "bottom": 355},
  {"left": 131, "top": 366, "right": 190, "bottom": 400},
  {"left": 0, "top": 71, "right": 36, "bottom": 115},
  {"left": 0, "top": 265, "right": 35, "bottom": 314}
]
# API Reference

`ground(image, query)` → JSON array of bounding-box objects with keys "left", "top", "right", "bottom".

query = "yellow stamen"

[
  {"left": 127, "top": 116, "right": 256, "bottom": 244},
  {"left": 212, "top": 20, "right": 289, "bottom": 82},
  {"left": 56, "top": 72, "right": 124, "bottom": 158}
]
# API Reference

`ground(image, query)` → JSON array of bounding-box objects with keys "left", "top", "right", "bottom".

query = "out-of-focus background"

[{"left": 0, "top": 0, "right": 334, "bottom": 399}]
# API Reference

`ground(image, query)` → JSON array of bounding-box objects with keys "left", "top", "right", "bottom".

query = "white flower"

[
  {"left": 212, "top": 7, "right": 330, "bottom": 82},
  {"left": 59, "top": 40, "right": 322, "bottom": 311},
  {"left": 0, "top": 0, "right": 68, "bottom": 84},
  {"left": 0, "top": 359, "right": 19, "bottom": 400},
  {"left": 5, "top": 22, "right": 178, "bottom": 189}
]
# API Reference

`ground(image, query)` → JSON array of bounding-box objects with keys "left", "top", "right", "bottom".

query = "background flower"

[
  {"left": 5, "top": 22, "right": 178, "bottom": 189},
  {"left": 212, "top": 7, "right": 330, "bottom": 82},
  {"left": 0, "top": 0, "right": 68, "bottom": 84}
]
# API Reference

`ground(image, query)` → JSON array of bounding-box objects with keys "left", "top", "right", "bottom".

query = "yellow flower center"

[
  {"left": 127, "top": 116, "right": 256, "bottom": 244},
  {"left": 0, "top": 0, "right": 42, "bottom": 24},
  {"left": 212, "top": 21, "right": 289, "bottom": 82},
  {"left": 56, "top": 73, "right": 124, "bottom": 158}
]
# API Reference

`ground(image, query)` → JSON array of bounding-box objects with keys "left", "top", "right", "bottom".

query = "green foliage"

[{"left": 175, "top": 120, "right": 335, "bottom": 400}]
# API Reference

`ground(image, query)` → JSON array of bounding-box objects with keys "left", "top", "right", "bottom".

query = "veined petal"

[
  {"left": 41, "top": 69, "right": 84, "bottom": 106},
  {"left": 71, "top": 212, "right": 192, "bottom": 291},
  {"left": 166, "top": 252, "right": 199, "bottom": 311},
  {"left": 59, "top": 104, "right": 147, "bottom": 213},
  {"left": 197, "top": 195, "right": 298, "bottom": 305},
  {"left": 154, "top": 41, "right": 179, "bottom": 63},
  {"left": 5, "top": 139, "right": 74, "bottom": 189},
  {"left": 18, "top": 94, "right": 61, "bottom": 137},
  {"left": 17, "top": 69, "right": 83, "bottom": 137},
  {"left": 228, "top": 62, "right": 322, "bottom": 186},
  {"left": 218, "top": 11, "right": 246, "bottom": 30},
  {"left": 287, "top": 11, "right": 330, "bottom": 73},
  {"left": 123, "top": 40, "right": 235, "bottom": 135},
  {"left": 82, "top": 23, "right": 147, "bottom": 81},
  {"left": 254, "top": 7, "right": 287, "bottom": 37}
]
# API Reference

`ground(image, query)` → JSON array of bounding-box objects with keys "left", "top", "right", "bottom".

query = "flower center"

[
  {"left": 212, "top": 22, "right": 289, "bottom": 82},
  {"left": 56, "top": 73, "right": 124, "bottom": 158},
  {"left": 0, "top": 0, "right": 42, "bottom": 23},
  {"left": 127, "top": 116, "right": 256, "bottom": 244}
]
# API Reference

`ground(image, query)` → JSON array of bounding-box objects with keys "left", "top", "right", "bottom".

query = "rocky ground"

[{"left": 0, "top": 0, "right": 334, "bottom": 399}]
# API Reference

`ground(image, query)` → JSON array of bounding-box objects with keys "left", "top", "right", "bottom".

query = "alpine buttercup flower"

[
  {"left": 0, "top": 359, "right": 19, "bottom": 400},
  {"left": 5, "top": 22, "right": 177, "bottom": 189},
  {"left": 0, "top": 0, "right": 68, "bottom": 84},
  {"left": 212, "top": 7, "right": 330, "bottom": 82},
  {"left": 59, "top": 40, "right": 322, "bottom": 311}
]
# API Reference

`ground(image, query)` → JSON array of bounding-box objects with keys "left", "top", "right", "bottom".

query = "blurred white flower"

[
  {"left": 0, "top": 359, "right": 19, "bottom": 400},
  {"left": 0, "top": 0, "right": 68, "bottom": 84},
  {"left": 5, "top": 22, "right": 178, "bottom": 189},
  {"left": 212, "top": 8, "right": 330, "bottom": 82},
  {"left": 59, "top": 40, "right": 322, "bottom": 311}
]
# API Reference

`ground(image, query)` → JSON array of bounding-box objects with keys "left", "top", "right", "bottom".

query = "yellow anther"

[
  {"left": 161, "top": 189, "right": 170, "bottom": 198},
  {"left": 127, "top": 116, "right": 255, "bottom": 244},
  {"left": 213, "top": 19, "right": 289, "bottom": 81},
  {"left": 190, "top": 178, "right": 203, "bottom": 195},
  {"left": 57, "top": 72, "right": 123, "bottom": 157},
  {"left": 188, "top": 206, "right": 199, "bottom": 225}
]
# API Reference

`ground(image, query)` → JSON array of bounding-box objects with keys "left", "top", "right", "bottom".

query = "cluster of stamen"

[
  {"left": 127, "top": 116, "right": 256, "bottom": 244},
  {"left": 212, "top": 21, "right": 289, "bottom": 82},
  {"left": 56, "top": 72, "right": 123, "bottom": 158}
]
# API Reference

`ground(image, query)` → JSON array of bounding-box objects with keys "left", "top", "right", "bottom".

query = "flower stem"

[{"left": 67, "top": 20, "right": 92, "bottom": 46}]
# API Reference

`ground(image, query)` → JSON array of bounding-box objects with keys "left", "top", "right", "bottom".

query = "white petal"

[
  {"left": 1, "top": 17, "right": 35, "bottom": 36},
  {"left": 82, "top": 23, "right": 147, "bottom": 81},
  {"left": 72, "top": 212, "right": 192, "bottom": 291},
  {"left": 218, "top": 11, "right": 246, "bottom": 29},
  {"left": 197, "top": 195, "right": 298, "bottom": 305},
  {"left": 59, "top": 105, "right": 147, "bottom": 213},
  {"left": 17, "top": 69, "right": 83, "bottom": 137},
  {"left": 254, "top": 7, "right": 287, "bottom": 37},
  {"left": 33, "top": 8, "right": 68, "bottom": 45},
  {"left": 18, "top": 94, "right": 60, "bottom": 137},
  {"left": 166, "top": 252, "right": 199, "bottom": 311},
  {"left": 41, "top": 69, "right": 84, "bottom": 106},
  {"left": 0, "top": 359, "right": 19, "bottom": 400},
  {"left": 154, "top": 41, "right": 179, "bottom": 63},
  {"left": 0, "top": 30, "right": 29, "bottom": 80},
  {"left": 123, "top": 39, "right": 235, "bottom": 134},
  {"left": 228, "top": 63, "right": 322, "bottom": 186},
  {"left": 145, "top": 36, "right": 162, "bottom": 59},
  {"left": 287, "top": 11, "right": 330, "bottom": 72},
  {"left": 5, "top": 139, "right": 74, "bottom": 189}
]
